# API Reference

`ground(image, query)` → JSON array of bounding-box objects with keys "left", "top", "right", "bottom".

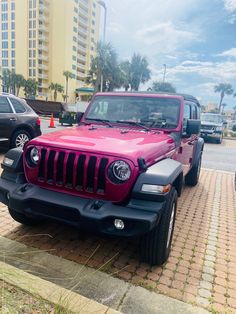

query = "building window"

[
  {"left": 2, "top": 60, "right": 8, "bottom": 67},
  {"left": 11, "top": 21, "right": 15, "bottom": 29},
  {"left": 73, "top": 46, "right": 77, "bottom": 52},
  {"left": 12, "top": 51, "right": 15, "bottom": 58},
  {"left": 12, "top": 60, "right": 15, "bottom": 67},
  {"left": 72, "top": 65, "right": 76, "bottom": 70},
  {"left": 11, "top": 12, "right": 15, "bottom": 20},
  {"left": 74, "top": 7, "right": 78, "bottom": 13},
  {"left": 91, "top": 29, "right": 95, "bottom": 34},
  {"left": 73, "top": 36, "right": 77, "bottom": 42},
  {"left": 1, "top": 13, "right": 8, "bottom": 21},
  {"left": 73, "top": 27, "right": 77, "bottom": 33},
  {"left": 33, "top": 60, "right": 36, "bottom": 67},
  {"left": 33, "top": 20, "right": 36, "bottom": 28},
  {"left": 92, "top": 11, "right": 95, "bottom": 17},
  {"left": 33, "top": 69, "right": 36, "bottom": 76},
  {"left": 2, "top": 41, "right": 8, "bottom": 49},
  {"left": 11, "top": 31, "right": 15, "bottom": 39},
  {"left": 2, "top": 51, "right": 8, "bottom": 58},
  {"left": 2, "top": 32, "right": 8, "bottom": 40},
  {"left": 33, "top": 50, "right": 36, "bottom": 58},
  {"left": 74, "top": 17, "right": 78, "bottom": 23},
  {"left": 29, "top": 69, "right": 32, "bottom": 76},
  {"left": 72, "top": 55, "right": 76, "bottom": 61},
  {"left": 11, "top": 2, "right": 15, "bottom": 11},
  {"left": 2, "top": 23, "right": 8, "bottom": 30},
  {"left": 12, "top": 41, "right": 15, "bottom": 48},
  {"left": 93, "top": 2, "right": 96, "bottom": 8},
  {"left": 92, "top": 20, "right": 95, "bottom": 25},
  {"left": 1, "top": 3, "right": 8, "bottom": 11}
]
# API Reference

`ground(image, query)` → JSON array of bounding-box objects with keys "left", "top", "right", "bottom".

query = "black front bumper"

[{"left": 0, "top": 177, "right": 165, "bottom": 237}]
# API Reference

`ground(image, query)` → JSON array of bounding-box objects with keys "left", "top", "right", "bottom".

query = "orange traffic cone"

[{"left": 48, "top": 114, "right": 56, "bottom": 128}]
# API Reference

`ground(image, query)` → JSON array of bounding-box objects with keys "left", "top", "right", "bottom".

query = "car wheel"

[
  {"left": 139, "top": 188, "right": 177, "bottom": 266},
  {"left": 11, "top": 130, "right": 32, "bottom": 148},
  {"left": 216, "top": 135, "right": 223, "bottom": 144},
  {"left": 185, "top": 153, "right": 202, "bottom": 186},
  {"left": 8, "top": 207, "right": 43, "bottom": 226}
]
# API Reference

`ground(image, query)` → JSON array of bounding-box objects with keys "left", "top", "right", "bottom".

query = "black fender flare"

[
  {"left": 192, "top": 138, "right": 204, "bottom": 167},
  {"left": 132, "top": 159, "right": 183, "bottom": 199},
  {"left": 1, "top": 148, "right": 26, "bottom": 183}
]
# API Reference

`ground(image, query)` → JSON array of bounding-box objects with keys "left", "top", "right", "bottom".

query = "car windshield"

[
  {"left": 201, "top": 114, "right": 223, "bottom": 124},
  {"left": 85, "top": 96, "right": 181, "bottom": 129}
]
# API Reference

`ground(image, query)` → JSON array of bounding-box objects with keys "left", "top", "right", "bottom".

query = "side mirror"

[
  {"left": 186, "top": 119, "right": 201, "bottom": 136},
  {"left": 76, "top": 112, "right": 84, "bottom": 123}
]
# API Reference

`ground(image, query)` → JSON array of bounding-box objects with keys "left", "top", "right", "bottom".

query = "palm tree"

[
  {"left": 0, "top": 69, "right": 12, "bottom": 93},
  {"left": 120, "top": 61, "right": 131, "bottom": 91},
  {"left": 151, "top": 81, "right": 176, "bottom": 93},
  {"left": 214, "top": 83, "right": 233, "bottom": 113},
  {"left": 49, "top": 83, "right": 64, "bottom": 101},
  {"left": 24, "top": 79, "right": 38, "bottom": 98},
  {"left": 15, "top": 74, "right": 25, "bottom": 96},
  {"left": 63, "top": 71, "right": 74, "bottom": 103},
  {"left": 86, "top": 41, "right": 122, "bottom": 92},
  {"left": 221, "top": 103, "right": 227, "bottom": 114},
  {"left": 129, "top": 53, "right": 151, "bottom": 91}
]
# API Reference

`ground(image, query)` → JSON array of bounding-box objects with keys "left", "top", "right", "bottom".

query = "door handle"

[{"left": 10, "top": 117, "right": 17, "bottom": 121}]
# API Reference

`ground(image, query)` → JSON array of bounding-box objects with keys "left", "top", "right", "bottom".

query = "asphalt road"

[{"left": 39, "top": 118, "right": 236, "bottom": 173}]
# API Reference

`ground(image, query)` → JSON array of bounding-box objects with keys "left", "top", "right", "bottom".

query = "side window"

[
  {"left": 183, "top": 104, "right": 191, "bottom": 131},
  {"left": 0, "top": 97, "right": 13, "bottom": 113},
  {"left": 191, "top": 104, "right": 197, "bottom": 119},
  {"left": 10, "top": 98, "right": 26, "bottom": 113}
]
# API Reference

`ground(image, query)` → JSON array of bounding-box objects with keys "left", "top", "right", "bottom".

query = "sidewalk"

[
  {"left": 0, "top": 237, "right": 209, "bottom": 314},
  {"left": 0, "top": 161, "right": 235, "bottom": 313}
]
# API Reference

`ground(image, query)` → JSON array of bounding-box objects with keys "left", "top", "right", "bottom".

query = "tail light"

[{"left": 36, "top": 116, "right": 41, "bottom": 126}]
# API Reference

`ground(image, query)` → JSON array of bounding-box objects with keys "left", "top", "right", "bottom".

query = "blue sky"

[{"left": 102, "top": 0, "right": 236, "bottom": 108}]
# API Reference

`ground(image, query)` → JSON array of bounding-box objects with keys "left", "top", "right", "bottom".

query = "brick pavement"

[{"left": 0, "top": 153, "right": 235, "bottom": 313}]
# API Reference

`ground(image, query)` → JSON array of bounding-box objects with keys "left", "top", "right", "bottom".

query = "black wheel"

[
  {"left": 11, "top": 130, "right": 32, "bottom": 148},
  {"left": 185, "top": 154, "right": 202, "bottom": 186},
  {"left": 8, "top": 207, "right": 42, "bottom": 226},
  {"left": 140, "top": 188, "right": 178, "bottom": 266},
  {"left": 215, "top": 135, "right": 223, "bottom": 144}
]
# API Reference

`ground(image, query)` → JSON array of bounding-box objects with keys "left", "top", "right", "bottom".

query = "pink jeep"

[{"left": 0, "top": 92, "right": 203, "bottom": 265}]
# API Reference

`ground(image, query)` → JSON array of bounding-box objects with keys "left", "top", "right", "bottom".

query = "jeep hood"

[{"left": 30, "top": 125, "right": 176, "bottom": 167}]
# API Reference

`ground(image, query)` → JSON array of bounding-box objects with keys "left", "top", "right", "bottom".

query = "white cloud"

[
  {"left": 136, "top": 21, "right": 201, "bottom": 54},
  {"left": 217, "top": 47, "right": 236, "bottom": 57},
  {"left": 224, "top": 0, "right": 236, "bottom": 12}
]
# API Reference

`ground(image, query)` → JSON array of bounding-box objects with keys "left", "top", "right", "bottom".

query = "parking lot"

[{"left": 0, "top": 136, "right": 236, "bottom": 313}]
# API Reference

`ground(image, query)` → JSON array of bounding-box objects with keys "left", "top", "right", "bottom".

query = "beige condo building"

[{"left": 0, "top": 0, "right": 100, "bottom": 102}]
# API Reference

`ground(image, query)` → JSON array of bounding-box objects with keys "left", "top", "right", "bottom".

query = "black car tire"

[
  {"left": 8, "top": 207, "right": 42, "bottom": 226},
  {"left": 11, "top": 130, "right": 32, "bottom": 148},
  {"left": 215, "top": 134, "right": 223, "bottom": 144},
  {"left": 140, "top": 188, "right": 177, "bottom": 266},
  {"left": 185, "top": 154, "right": 202, "bottom": 186}
]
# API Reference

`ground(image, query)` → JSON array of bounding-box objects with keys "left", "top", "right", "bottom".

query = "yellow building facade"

[{"left": 0, "top": 0, "right": 100, "bottom": 102}]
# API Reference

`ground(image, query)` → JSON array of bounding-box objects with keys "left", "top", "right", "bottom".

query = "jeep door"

[
  {"left": 177, "top": 102, "right": 199, "bottom": 175},
  {"left": 0, "top": 96, "right": 16, "bottom": 144}
]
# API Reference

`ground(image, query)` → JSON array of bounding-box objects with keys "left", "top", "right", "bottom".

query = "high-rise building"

[{"left": 0, "top": 0, "right": 100, "bottom": 102}]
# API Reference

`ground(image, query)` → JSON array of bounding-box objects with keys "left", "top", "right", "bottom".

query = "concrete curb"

[
  {"left": 0, "top": 236, "right": 210, "bottom": 314},
  {"left": 0, "top": 260, "right": 120, "bottom": 314}
]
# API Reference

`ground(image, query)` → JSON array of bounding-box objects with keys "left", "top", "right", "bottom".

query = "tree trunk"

[
  {"left": 219, "top": 92, "right": 224, "bottom": 113},
  {"left": 65, "top": 77, "right": 69, "bottom": 103},
  {"left": 54, "top": 90, "right": 57, "bottom": 101}
]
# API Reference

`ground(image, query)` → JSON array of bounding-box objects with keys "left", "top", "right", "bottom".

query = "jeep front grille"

[{"left": 37, "top": 148, "right": 109, "bottom": 195}]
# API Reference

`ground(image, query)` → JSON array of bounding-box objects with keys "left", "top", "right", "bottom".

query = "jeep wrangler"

[{"left": 0, "top": 92, "right": 204, "bottom": 265}]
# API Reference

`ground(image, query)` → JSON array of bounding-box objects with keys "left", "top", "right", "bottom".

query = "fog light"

[
  {"left": 4, "top": 157, "right": 14, "bottom": 166},
  {"left": 114, "top": 219, "right": 125, "bottom": 230}
]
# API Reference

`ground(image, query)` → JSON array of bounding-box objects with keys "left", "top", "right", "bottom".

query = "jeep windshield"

[
  {"left": 85, "top": 96, "right": 180, "bottom": 129},
  {"left": 201, "top": 114, "right": 223, "bottom": 124}
]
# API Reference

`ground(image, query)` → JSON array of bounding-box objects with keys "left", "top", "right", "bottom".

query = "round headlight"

[
  {"left": 29, "top": 147, "right": 39, "bottom": 166},
  {"left": 108, "top": 160, "right": 131, "bottom": 183}
]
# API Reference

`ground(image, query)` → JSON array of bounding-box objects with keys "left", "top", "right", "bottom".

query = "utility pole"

[
  {"left": 98, "top": 1, "right": 107, "bottom": 92},
  {"left": 163, "top": 64, "right": 167, "bottom": 83}
]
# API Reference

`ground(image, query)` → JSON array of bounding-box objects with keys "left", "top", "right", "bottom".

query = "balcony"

[
  {"left": 38, "top": 73, "right": 48, "bottom": 80},
  {"left": 38, "top": 34, "right": 48, "bottom": 42},
  {"left": 39, "top": 24, "right": 49, "bottom": 33},
  {"left": 79, "top": 18, "right": 88, "bottom": 29},
  {"left": 38, "top": 64, "right": 48, "bottom": 70},
  {"left": 78, "top": 26, "right": 87, "bottom": 36},
  {"left": 39, "top": 4, "right": 49, "bottom": 14},
  {"left": 78, "top": 45, "right": 87, "bottom": 54},
  {"left": 38, "top": 54, "right": 48, "bottom": 62},
  {"left": 39, "top": 13, "right": 48, "bottom": 24},
  {"left": 79, "top": 8, "right": 88, "bottom": 20},
  {"left": 38, "top": 44, "right": 48, "bottom": 52},
  {"left": 39, "top": 82, "right": 49, "bottom": 89},
  {"left": 77, "top": 54, "right": 86, "bottom": 63}
]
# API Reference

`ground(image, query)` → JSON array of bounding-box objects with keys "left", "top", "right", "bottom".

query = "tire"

[
  {"left": 215, "top": 135, "right": 223, "bottom": 144},
  {"left": 140, "top": 188, "right": 178, "bottom": 266},
  {"left": 185, "top": 154, "right": 202, "bottom": 186},
  {"left": 8, "top": 207, "right": 42, "bottom": 226},
  {"left": 11, "top": 130, "right": 32, "bottom": 148}
]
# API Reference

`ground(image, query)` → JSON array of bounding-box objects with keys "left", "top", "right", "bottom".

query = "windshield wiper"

[
  {"left": 116, "top": 120, "right": 150, "bottom": 132},
  {"left": 86, "top": 118, "right": 113, "bottom": 128}
]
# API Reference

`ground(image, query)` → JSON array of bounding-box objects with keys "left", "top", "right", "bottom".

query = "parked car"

[
  {"left": 0, "top": 92, "right": 203, "bottom": 265},
  {"left": 200, "top": 113, "right": 225, "bottom": 144},
  {"left": 0, "top": 93, "right": 41, "bottom": 149}
]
